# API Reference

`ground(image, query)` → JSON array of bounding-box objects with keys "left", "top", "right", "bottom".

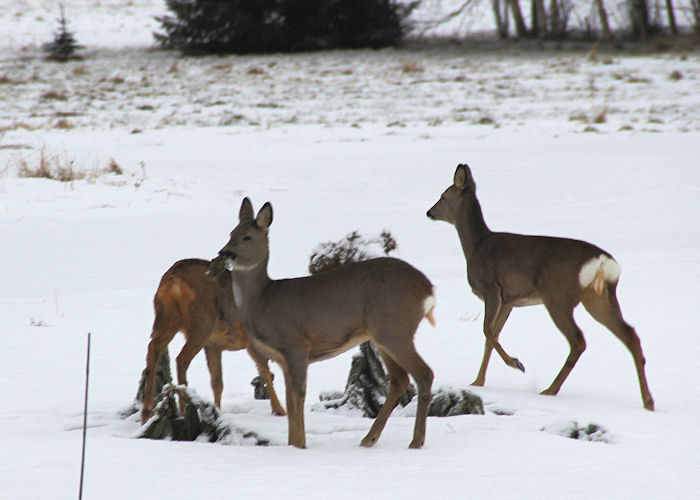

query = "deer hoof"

[
  {"left": 513, "top": 358, "right": 525, "bottom": 372},
  {"left": 408, "top": 439, "right": 424, "bottom": 449},
  {"left": 360, "top": 435, "right": 377, "bottom": 448},
  {"left": 644, "top": 399, "right": 655, "bottom": 411}
]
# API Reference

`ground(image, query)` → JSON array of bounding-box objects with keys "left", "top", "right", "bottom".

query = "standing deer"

[
  {"left": 141, "top": 258, "right": 285, "bottom": 424},
  {"left": 427, "top": 164, "right": 654, "bottom": 411},
  {"left": 206, "top": 198, "right": 435, "bottom": 448}
]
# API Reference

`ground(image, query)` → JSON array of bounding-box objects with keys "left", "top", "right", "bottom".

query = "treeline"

[
  {"left": 423, "top": 0, "right": 700, "bottom": 40},
  {"left": 154, "top": 0, "right": 700, "bottom": 55}
]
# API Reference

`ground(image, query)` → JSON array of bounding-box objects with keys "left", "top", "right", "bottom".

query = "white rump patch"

[
  {"left": 578, "top": 255, "right": 621, "bottom": 291},
  {"left": 423, "top": 291, "right": 436, "bottom": 327}
]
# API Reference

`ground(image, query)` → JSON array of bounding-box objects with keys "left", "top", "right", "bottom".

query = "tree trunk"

[
  {"left": 595, "top": 0, "right": 612, "bottom": 40},
  {"left": 531, "top": 0, "right": 547, "bottom": 38},
  {"left": 549, "top": 0, "right": 562, "bottom": 37},
  {"left": 630, "top": 0, "right": 650, "bottom": 40},
  {"left": 508, "top": 0, "right": 527, "bottom": 37},
  {"left": 665, "top": 0, "right": 678, "bottom": 35},
  {"left": 492, "top": 0, "right": 509, "bottom": 38}
]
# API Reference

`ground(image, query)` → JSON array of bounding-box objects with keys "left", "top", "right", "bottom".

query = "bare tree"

[
  {"left": 492, "top": 0, "right": 511, "bottom": 38},
  {"left": 629, "top": 0, "right": 650, "bottom": 39},
  {"left": 665, "top": 0, "right": 678, "bottom": 35},
  {"left": 595, "top": 0, "right": 612, "bottom": 40},
  {"left": 508, "top": 0, "right": 528, "bottom": 36}
]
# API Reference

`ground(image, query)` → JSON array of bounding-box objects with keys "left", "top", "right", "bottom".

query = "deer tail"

[{"left": 578, "top": 255, "right": 621, "bottom": 295}]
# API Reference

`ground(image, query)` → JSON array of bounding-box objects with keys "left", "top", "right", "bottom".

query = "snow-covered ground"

[{"left": 1, "top": 2, "right": 699, "bottom": 499}]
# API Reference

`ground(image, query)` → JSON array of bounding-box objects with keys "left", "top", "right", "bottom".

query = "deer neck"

[
  {"left": 231, "top": 257, "right": 270, "bottom": 313},
  {"left": 455, "top": 195, "right": 491, "bottom": 259}
]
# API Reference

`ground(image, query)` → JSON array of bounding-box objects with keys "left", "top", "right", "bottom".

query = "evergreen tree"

[
  {"left": 44, "top": 6, "right": 84, "bottom": 62},
  {"left": 155, "top": 0, "right": 407, "bottom": 54}
]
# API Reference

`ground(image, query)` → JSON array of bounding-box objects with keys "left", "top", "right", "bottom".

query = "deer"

[
  {"left": 427, "top": 163, "right": 654, "bottom": 411},
  {"left": 141, "top": 258, "right": 285, "bottom": 424},
  {"left": 205, "top": 198, "right": 436, "bottom": 448}
]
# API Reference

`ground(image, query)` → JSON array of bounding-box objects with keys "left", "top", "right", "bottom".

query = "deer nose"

[
  {"left": 219, "top": 250, "right": 236, "bottom": 260},
  {"left": 426, "top": 210, "right": 434, "bottom": 219}
]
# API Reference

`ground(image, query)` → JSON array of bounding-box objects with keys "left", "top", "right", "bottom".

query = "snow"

[{"left": 1, "top": 2, "right": 700, "bottom": 499}]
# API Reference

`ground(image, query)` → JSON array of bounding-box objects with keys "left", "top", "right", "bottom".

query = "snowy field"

[{"left": 1, "top": 2, "right": 700, "bottom": 499}]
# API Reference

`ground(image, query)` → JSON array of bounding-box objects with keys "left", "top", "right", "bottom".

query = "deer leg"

[
  {"left": 582, "top": 289, "right": 654, "bottom": 411},
  {"left": 482, "top": 290, "right": 524, "bottom": 373},
  {"left": 472, "top": 304, "right": 513, "bottom": 386},
  {"left": 371, "top": 340, "right": 433, "bottom": 449},
  {"left": 282, "top": 351, "right": 308, "bottom": 448},
  {"left": 142, "top": 320, "right": 177, "bottom": 423},
  {"left": 246, "top": 344, "right": 286, "bottom": 416},
  {"left": 360, "top": 347, "right": 410, "bottom": 448},
  {"left": 203, "top": 344, "right": 223, "bottom": 408},
  {"left": 175, "top": 335, "right": 208, "bottom": 415},
  {"left": 541, "top": 302, "right": 586, "bottom": 396}
]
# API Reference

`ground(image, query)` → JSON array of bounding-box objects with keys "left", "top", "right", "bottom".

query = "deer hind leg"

[
  {"left": 472, "top": 304, "right": 513, "bottom": 386},
  {"left": 360, "top": 347, "right": 410, "bottom": 448},
  {"left": 582, "top": 288, "right": 654, "bottom": 410},
  {"left": 142, "top": 316, "right": 178, "bottom": 423},
  {"left": 203, "top": 344, "right": 223, "bottom": 408},
  {"left": 541, "top": 301, "right": 586, "bottom": 396},
  {"left": 281, "top": 351, "right": 308, "bottom": 448},
  {"left": 174, "top": 321, "right": 211, "bottom": 414},
  {"left": 482, "top": 289, "right": 525, "bottom": 373},
  {"left": 246, "top": 344, "right": 286, "bottom": 416},
  {"left": 368, "top": 340, "right": 433, "bottom": 449}
]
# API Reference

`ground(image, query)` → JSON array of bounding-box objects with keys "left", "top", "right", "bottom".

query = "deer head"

[
  {"left": 426, "top": 163, "right": 476, "bottom": 225},
  {"left": 207, "top": 198, "right": 273, "bottom": 277}
]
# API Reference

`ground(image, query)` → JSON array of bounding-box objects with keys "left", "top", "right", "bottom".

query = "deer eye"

[{"left": 242, "top": 235, "right": 252, "bottom": 242}]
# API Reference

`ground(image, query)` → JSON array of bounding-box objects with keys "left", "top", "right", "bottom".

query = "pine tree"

[{"left": 44, "top": 6, "right": 84, "bottom": 62}]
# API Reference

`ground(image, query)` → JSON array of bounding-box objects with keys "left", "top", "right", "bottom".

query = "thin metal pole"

[{"left": 79, "top": 333, "right": 91, "bottom": 500}]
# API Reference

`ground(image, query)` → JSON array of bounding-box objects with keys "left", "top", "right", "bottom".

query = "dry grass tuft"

[
  {"left": 400, "top": 61, "right": 424, "bottom": 73},
  {"left": 13, "top": 148, "right": 125, "bottom": 182}
]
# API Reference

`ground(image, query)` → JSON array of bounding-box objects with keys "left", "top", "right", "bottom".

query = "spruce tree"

[{"left": 44, "top": 6, "right": 84, "bottom": 62}]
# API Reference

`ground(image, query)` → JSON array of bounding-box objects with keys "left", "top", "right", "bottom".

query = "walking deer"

[
  {"left": 427, "top": 164, "right": 654, "bottom": 411},
  {"left": 141, "top": 258, "right": 285, "bottom": 424},
  {"left": 206, "top": 198, "right": 436, "bottom": 448}
]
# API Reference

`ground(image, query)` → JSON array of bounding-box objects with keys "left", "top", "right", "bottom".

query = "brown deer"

[
  {"left": 206, "top": 198, "right": 436, "bottom": 448},
  {"left": 427, "top": 164, "right": 654, "bottom": 411},
  {"left": 141, "top": 258, "right": 285, "bottom": 424}
]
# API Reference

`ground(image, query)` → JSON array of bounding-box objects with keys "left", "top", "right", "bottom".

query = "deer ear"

[
  {"left": 239, "top": 197, "right": 254, "bottom": 222},
  {"left": 454, "top": 164, "right": 467, "bottom": 189},
  {"left": 454, "top": 164, "right": 475, "bottom": 191},
  {"left": 256, "top": 202, "right": 273, "bottom": 230}
]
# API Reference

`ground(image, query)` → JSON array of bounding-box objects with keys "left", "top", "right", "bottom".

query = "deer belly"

[
  {"left": 309, "top": 329, "right": 369, "bottom": 363},
  {"left": 210, "top": 325, "right": 247, "bottom": 351}
]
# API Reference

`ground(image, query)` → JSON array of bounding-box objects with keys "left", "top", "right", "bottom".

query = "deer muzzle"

[{"left": 205, "top": 251, "right": 236, "bottom": 277}]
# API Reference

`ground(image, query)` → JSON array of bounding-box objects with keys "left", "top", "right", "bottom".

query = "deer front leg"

[
  {"left": 472, "top": 304, "right": 513, "bottom": 386},
  {"left": 246, "top": 344, "right": 286, "bottom": 416},
  {"left": 282, "top": 352, "right": 308, "bottom": 448},
  {"left": 482, "top": 290, "right": 525, "bottom": 373}
]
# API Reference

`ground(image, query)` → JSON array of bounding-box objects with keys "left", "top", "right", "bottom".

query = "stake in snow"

[
  {"left": 141, "top": 259, "right": 285, "bottom": 424},
  {"left": 427, "top": 164, "right": 654, "bottom": 411},
  {"left": 206, "top": 198, "right": 436, "bottom": 448}
]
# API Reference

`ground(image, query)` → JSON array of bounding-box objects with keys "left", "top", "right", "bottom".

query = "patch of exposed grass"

[{"left": 12, "top": 148, "right": 124, "bottom": 182}]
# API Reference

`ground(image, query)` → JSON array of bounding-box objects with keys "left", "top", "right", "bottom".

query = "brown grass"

[{"left": 13, "top": 148, "right": 125, "bottom": 182}]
